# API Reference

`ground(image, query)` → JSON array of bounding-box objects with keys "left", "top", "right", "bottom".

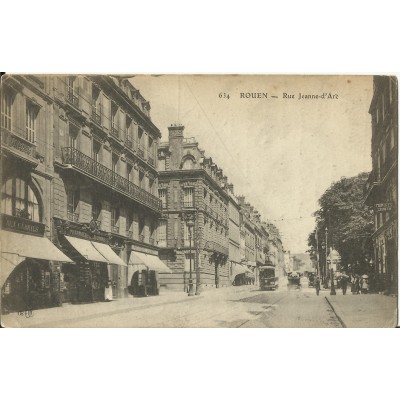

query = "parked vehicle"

[{"left": 259, "top": 266, "right": 279, "bottom": 291}]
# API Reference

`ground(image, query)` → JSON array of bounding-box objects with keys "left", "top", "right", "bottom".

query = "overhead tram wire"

[{"left": 182, "top": 77, "right": 249, "bottom": 185}]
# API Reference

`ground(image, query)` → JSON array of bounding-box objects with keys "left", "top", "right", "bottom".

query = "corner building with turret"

[{"left": 157, "top": 125, "right": 230, "bottom": 291}]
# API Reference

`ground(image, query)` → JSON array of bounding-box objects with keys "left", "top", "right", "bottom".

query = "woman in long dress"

[{"left": 104, "top": 280, "right": 113, "bottom": 301}]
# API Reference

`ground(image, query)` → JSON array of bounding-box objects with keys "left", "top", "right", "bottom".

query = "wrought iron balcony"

[
  {"left": 1, "top": 127, "right": 37, "bottom": 162},
  {"left": 66, "top": 89, "right": 79, "bottom": 107},
  {"left": 61, "top": 147, "right": 162, "bottom": 212},
  {"left": 111, "top": 125, "right": 120, "bottom": 139}
]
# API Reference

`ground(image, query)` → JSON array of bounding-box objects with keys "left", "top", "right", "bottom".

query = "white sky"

[{"left": 131, "top": 75, "right": 373, "bottom": 253}]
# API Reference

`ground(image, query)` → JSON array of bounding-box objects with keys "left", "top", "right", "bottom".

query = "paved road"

[{"left": 24, "top": 284, "right": 342, "bottom": 328}]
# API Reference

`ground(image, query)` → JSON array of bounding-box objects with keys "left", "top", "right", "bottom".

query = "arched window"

[
  {"left": 182, "top": 156, "right": 195, "bottom": 170},
  {"left": 1, "top": 176, "right": 41, "bottom": 222}
]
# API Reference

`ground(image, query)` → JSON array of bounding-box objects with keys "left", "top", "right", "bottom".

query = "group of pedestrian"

[
  {"left": 314, "top": 273, "right": 370, "bottom": 296},
  {"left": 350, "top": 274, "right": 369, "bottom": 294}
]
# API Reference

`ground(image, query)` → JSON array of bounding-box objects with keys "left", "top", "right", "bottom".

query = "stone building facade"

[
  {"left": 157, "top": 125, "right": 230, "bottom": 290},
  {"left": 1, "top": 75, "right": 166, "bottom": 311},
  {"left": 364, "top": 76, "right": 398, "bottom": 294}
]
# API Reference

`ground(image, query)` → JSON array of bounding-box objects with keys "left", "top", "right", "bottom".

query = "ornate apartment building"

[
  {"left": 157, "top": 125, "right": 230, "bottom": 290},
  {"left": 364, "top": 76, "right": 398, "bottom": 294},
  {"left": 1, "top": 75, "right": 167, "bottom": 312}
]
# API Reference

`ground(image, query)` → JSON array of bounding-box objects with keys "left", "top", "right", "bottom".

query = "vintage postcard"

[{"left": 0, "top": 74, "right": 398, "bottom": 328}]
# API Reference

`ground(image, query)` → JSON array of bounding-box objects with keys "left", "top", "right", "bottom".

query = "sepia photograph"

[{"left": 0, "top": 74, "right": 398, "bottom": 328}]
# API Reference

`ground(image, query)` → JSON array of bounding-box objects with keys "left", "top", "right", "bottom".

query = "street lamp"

[
  {"left": 186, "top": 216, "right": 195, "bottom": 296},
  {"left": 329, "top": 251, "right": 336, "bottom": 296}
]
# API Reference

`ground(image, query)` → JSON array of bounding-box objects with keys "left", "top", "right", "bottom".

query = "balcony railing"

[
  {"left": 1, "top": 127, "right": 37, "bottom": 160},
  {"left": 67, "top": 211, "right": 79, "bottom": 222},
  {"left": 66, "top": 89, "right": 79, "bottom": 107},
  {"left": 183, "top": 201, "right": 194, "bottom": 208},
  {"left": 111, "top": 126, "right": 120, "bottom": 139},
  {"left": 61, "top": 147, "right": 162, "bottom": 212},
  {"left": 91, "top": 106, "right": 101, "bottom": 124}
]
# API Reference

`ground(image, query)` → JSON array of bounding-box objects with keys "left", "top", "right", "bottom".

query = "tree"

[{"left": 308, "top": 172, "right": 374, "bottom": 274}]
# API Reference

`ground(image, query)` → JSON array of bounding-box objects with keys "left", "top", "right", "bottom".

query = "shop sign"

[
  {"left": 375, "top": 203, "right": 392, "bottom": 212},
  {"left": 1, "top": 214, "right": 45, "bottom": 237}
]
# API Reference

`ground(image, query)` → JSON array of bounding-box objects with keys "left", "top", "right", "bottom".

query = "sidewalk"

[
  {"left": 1, "top": 285, "right": 253, "bottom": 328},
  {"left": 323, "top": 290, "right": 398, "bottom": 328}
]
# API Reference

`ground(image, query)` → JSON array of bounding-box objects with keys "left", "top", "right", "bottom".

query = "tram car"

[{"left": 259, "top": 266, "right": 279, "bottom": 291}]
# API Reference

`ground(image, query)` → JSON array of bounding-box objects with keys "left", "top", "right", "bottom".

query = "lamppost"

[
  {"left": 324, "top": 227, "right": 329, "bottom": 289},
  {"left": 194, "top": 207, "right": 201, "bottom": 296},
  {"left": 186, "top": 216, "right": 195, "bottom": 296},
  {"left": 329, "top": 249, "right": 336, "bottom": 295}
]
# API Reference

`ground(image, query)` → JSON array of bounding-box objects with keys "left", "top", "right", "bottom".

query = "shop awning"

[
  {"left": 0, "top": 253, "right": 26, "bottom": 287},
  {"left": 64, "top": 236, "right": 108, "bottom": 263},
  {"left": 129, "top": 251, "right": 172, "bottom": 273},
  {"left": 91, "top": 241, "right": 127, "bottom": 266},
  {"left": 1, "top": 230, "right": 72, "bottom": 262},
  {"left": 231, "top": 262, "right": 248, "bottom": 278}
]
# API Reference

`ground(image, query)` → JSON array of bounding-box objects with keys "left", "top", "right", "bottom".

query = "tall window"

[
  {"left": 1, "top": 176, "right": 40, "bottom": 222},
  {"left": 126, "top": 116, "right": 133, "bottom": 147},
  {"left": 158, "top": 188, "right": 167, "bottom": 208},
  {"left": 158, "top": 220, "right": 167, "bottom": 247},
  {"left": 139, "top": 170, "right": 145, "bottom": 189},
  {"left": 139, "top": 216, "right": 145, "bottom": 241},
  {"left": 67, "top": 187, "right": 80, "bottom": 222},
  {"left": 149, "top": 177, "right": 154, "bottom": 195},
  {"left": 127, "top": 163, "right": 133, "bottom": 182},
  {"left": 111, "top": 103, "right": 119, "bottom": 137},
  {"left": 91, "top": 85, "right": 101, "bottom": 123},
  {"left": 66, "top": 77, "right": 79, "bottom": 106},
  {"left": 138, "top": 127, "right": 144, "bottom": 156},
  {"left": 112, "top": 153, "right": 119, "bottom": 174},
  {"left": 111, "top": 206, "right": 120, "bottom": 233},
  {"left": 92, "top": 140, "right": 101, "bottom": 163},
  {"left": 69, "top": 123, "right": 79, "bottom": 149},
  {"left": 183, "top": 187, "right": 194, "bottom": 207},
  {"left": 92, "top": 196, "right": 102, "bottom": 223},
  {"left": 26, "top": 103, "right": 38, "bottom": 143},
  {"left": 184, "top": 221, "right": 192, "bottom": 246},
  {"left": 126, "top": 211, "right": 133, "bottom": 236},
  {"left": 1, "top": 89, "right": 13, "bottom": 130}
]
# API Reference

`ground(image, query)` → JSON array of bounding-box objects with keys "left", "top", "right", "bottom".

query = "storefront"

[
  {"left": 1, "top": 214, "right": 73, "bottom": 313},
  {"left": 127, "top": 250, "right": 171, "bottom": 296},
  {"left": 54, "top": 217, "right": 127, "bottom": 304}
]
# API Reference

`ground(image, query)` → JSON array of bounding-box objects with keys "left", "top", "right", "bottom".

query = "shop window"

[
  {"left": 67, "top": 187, "right": 80, "bottom": 222},
  {"left": 1, "top": 176, "right": 41, "bottom": 222}
]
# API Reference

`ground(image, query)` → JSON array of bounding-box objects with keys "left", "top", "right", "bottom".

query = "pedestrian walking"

[
  {"left": 315, "top": 276, "right": 320, "bottom": 296},
  {"left": 341, "top": 276, "right": 348, "bottom": 295}
]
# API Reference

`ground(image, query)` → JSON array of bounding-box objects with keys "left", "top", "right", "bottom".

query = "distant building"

[{"left": 364, "top": 76, "right": 398, "bottom": 294}]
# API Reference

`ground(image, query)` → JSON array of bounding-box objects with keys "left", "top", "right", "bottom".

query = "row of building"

[
  {"left": 0, "top": 75, "right": 287, "bottom": 313},
  {"left": 364, "top": 76, "right": 398, "bottom": 294}
]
